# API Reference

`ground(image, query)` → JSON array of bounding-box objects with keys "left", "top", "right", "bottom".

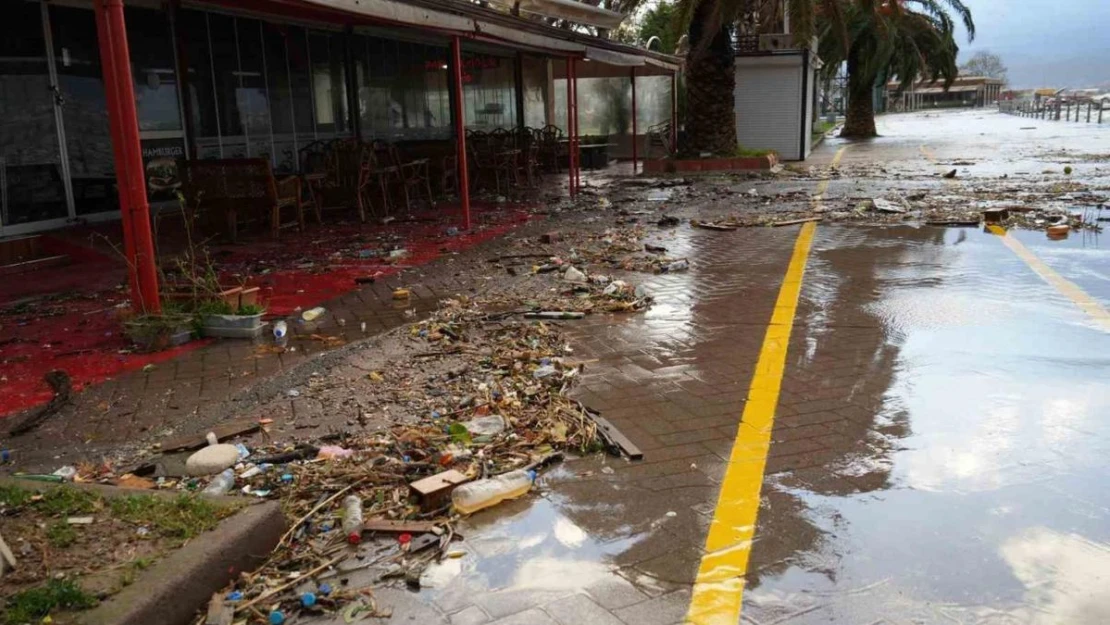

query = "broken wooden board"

[
  {"left": 363, "top": 520, "right": 440, "bottom": 534},
  {"left": 577, "top": 403, "right": 643, "bottom": 461},
  {"left": 161, "top": 419, "right": 262, "bottom": 453},
  {"left": 691, "top": 221, "right": 739, "bottom": 231},
  {"left": 408, "top": 470, "right": 469, "bottom": 511},
  {"left": 0, "top": 531, "right": 17, "bottom": 578},
  {"left": 926, "top": 220, "right": 980, "bottom": 227},
  {"left": 769, "top": 217, "right": 823, "bottom": 228}
]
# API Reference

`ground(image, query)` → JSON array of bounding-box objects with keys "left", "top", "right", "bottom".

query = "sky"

[{"left": 955, "top": 0, "right": 1110, "bottom": 89}]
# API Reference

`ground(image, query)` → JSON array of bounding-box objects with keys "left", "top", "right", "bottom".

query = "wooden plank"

[
  {"left": 408, "top": 469, "right": 469, "bottom": 511},
  {"left": 161, "top": 419, "right": 262, "bottom": 453},
  {"left": 592, "top": 415, "right": 644, "bottom": 461},
  {"left": 363, "top": 519, "right": 440, "bottom": 534},
  {"left": 769, "top": 217, "right": 823, "bottom": 227}
]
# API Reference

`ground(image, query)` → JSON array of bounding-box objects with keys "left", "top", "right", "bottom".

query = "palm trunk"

[
  {"left": 682, "top": 3, "right": 737, "bottom": 155},
  {"left": 841, "top": 49, "right": 878, "bottom": 138}
]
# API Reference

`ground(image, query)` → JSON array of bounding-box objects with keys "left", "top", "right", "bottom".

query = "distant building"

[{"left": 886, "top": 75, "right": 1005, "bottom": 111}]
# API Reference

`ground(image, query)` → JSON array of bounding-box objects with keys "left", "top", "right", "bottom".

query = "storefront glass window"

[
  {"left": 462, "top": 52, "right": 517, "bottom": 130},
  {"left": 235, "top": 18, "right": 273, "bottom": 160},
  {"left": 0, "top": 2, "right": 67, "bottom": 227},
  {"left": 127, "top": 8, "right": 180, "bottom": 132}
]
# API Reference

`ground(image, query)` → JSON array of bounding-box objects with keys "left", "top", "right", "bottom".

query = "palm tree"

[
  {"left": 672, "top": 0, "right": 841, "bottom": 154},
  {"left": 818, "top": 0, "right": 974, "bottom": 138}
]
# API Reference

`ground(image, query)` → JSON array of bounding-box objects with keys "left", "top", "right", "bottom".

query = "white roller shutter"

[{"left": 734, "top": 55, "right": 803, "bottom": 160}]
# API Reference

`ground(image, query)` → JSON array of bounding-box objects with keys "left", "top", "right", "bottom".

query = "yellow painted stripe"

[
  {"left": 986, "top": 225, "right": 1110, "bottom": 331},
  {"left": 685, "top": 221, "right": 818, "bottom": 625}
]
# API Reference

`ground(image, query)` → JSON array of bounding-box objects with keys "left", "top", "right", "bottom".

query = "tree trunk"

[
  {"left": 682, "top": 3, "right": 737, "bottom": 155},
  {"left": 841, "top": 49, "right": 878, "bottom": 138}
]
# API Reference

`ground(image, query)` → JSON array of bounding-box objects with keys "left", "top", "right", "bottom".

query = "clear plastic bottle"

[
  {"left": 341, "top": 495, "right": 363, "bottom": 544},
  {"left": 273, "top": 320, "right": 288, "bottom": 340},
  {"left": 203, "top": 469, "right": 235, "bottom": 495},
  {"left": 451, "top": 469, "right": 536, "bottom": 515}
]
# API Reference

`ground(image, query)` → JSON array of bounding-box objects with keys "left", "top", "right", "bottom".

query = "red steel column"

[
  {"left": 630, "top": 67, "right": 638, "bottom": 174},
  {"left": 565, "top": 57, "right": 574, "bottom": 198},
  {"left": 451, "top": 36, "right": 471, "bottom": 230},
  {"left": 670, "top": 71, "right": 678, "bottom": 153},
  {"left": 94, "top": 0, "right": 160, "bottom": 314}
]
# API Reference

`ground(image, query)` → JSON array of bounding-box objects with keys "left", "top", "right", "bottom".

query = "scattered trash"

[
  {"left": 393, "top": 288, "right": 411, "bottom": 300},
  {"left": 273, "top": 320, "right": 288, "bottom": 340},
  {"left": 317, "top": 445, "right": 354, "bottom": 460},
  {"left": 202, "top": 469, "right": 236, "bottom": 495},
  {"left": 869, "top": 198, "right": 907, "bottom": 214},
  {"left": 563, "top": 266, "right": 588, "bottom": 283},
  {"left": 286, "top": 389, "right": 301, "bottom": 398},
  {"left": 186, "top": 445, "right": 242, "bottom": 476},
  {"left": 52, "top": 466, "right": 77, "bottom": 481},
  {"left": 451, "top": 468, "right": 537, "bottom": 515},
  {"left": 523, "top": 311, "right": 586, "bottom": 320},
  {"left": 301, "top": 307, "right": 326, "bottom": 322},
  {"left": 66, "top": 516, "right": 94, "bottom": 525},
  {"left": 445, "top": 226, "right": 459, "bottom": 237},
  {"left": 341, "top": 495, "right": 364, "bottom": 545},
  {"left": 662, "top": 259, "right": 689, "bottom": 273},
  {"left": 461, "top": 415, "right": 507, "bottom": 438},
  {"left": 943, "top": 169, "right": 958, "bottom": 179}
]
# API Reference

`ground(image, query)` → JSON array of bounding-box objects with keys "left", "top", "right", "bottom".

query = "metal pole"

[
  {"left": 1088, "top": 103, "right": 1092, "bottom": 123},
  {"left": 565, "top": 57, "right": 574, "bottom": 198},
  {"left": 670, "top": 72, "right": 678, "bottom": 153},
  {"left": 450, "top": 36, "right": 471, "bottom": 230},
  {"left": 94, "top": 0, "right": 161, "bottom": 314},
  {"left": 1100, "top": 103, "right": 1104, "bottom": 124},
  {"left": 630, "top": 67, "right": 637, "bottom": 175},
  {"left": 572, "top": 58, "right": 580, "bottom": 192}
]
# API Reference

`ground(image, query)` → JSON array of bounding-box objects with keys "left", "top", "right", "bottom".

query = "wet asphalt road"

[{"left": 308, "top": 110, "right": 1110, "bottom": 625}]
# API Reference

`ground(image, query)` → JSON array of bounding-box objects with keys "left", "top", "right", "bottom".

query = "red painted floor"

[{"left": 0, "top": 202, "right": 534, "bottom": 417}]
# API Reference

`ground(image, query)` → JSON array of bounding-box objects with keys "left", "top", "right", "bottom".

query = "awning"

[{"left": 486, "top": 0, "right": 625, "bottom": 30}]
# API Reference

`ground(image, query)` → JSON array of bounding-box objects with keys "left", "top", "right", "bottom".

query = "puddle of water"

[{"left": 751, "top": 225, "right": 1110, "bottom": 623}]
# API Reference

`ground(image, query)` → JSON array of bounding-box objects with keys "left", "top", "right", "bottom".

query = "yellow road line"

[
  {"left": 986, "top": 225, "right": 1110, "bottom": 331},
  {"left": 685, "top": 221, "right": 818, "bottom": 625},
  {"left": 811, "top": 146, "right": 847, "bottom": 211}
]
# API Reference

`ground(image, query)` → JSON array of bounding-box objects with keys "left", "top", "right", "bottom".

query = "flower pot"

[
  {"left": 202, "top": 313, "right": 265, "bottom": 339},
  {"left": 124, "top": 315, "right": 195, "bottom": 352}
]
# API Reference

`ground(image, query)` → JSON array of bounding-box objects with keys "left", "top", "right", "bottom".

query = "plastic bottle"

[
  {"left": 302, "top": 307, "right": 326, "bottom": 322},
  {"left": 341, "top": 495, "right": 363, "bottom": 544},
  {"left": 451, "top": 469, "right": 536, "bottom": 515},
  {"left": 203, "top": 469, "right": 235, "bottom": 495},
  {"left": 665, "top": 259, "right": 690, "bottom": 272},
  {"left": 273, "top": 320, "right": 288, "bottom": 340}
]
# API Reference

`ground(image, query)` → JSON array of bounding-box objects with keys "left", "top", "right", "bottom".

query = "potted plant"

[
  {"left": 123, "top": 312, "right": 195, "bottom": 352},
  {"left": 198, "top": 301, "right": 266, "bottom": 339}
]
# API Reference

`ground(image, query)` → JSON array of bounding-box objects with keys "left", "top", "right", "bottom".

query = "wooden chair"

[
  {"left": 646, "top": 121, "right": 675, "bottom": 158},
  {"left": 178, "top": 158, "right": 303, "bottom": 243},
  {"left": 297, "top": 140, "right": 330, "bottom": 224},
  {"left": 384, "top": 142, "right": 434, "bottom": 211},
  {"left": 364, "top": 141, "right": 399, "bottom": 218},
  {"left": 537, "top": 125, "right": 565, "bottom": 172}
]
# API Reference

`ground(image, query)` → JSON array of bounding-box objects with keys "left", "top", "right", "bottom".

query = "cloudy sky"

[{"left": 955, "top": 0, "right": 1110, "bottom": 89}]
